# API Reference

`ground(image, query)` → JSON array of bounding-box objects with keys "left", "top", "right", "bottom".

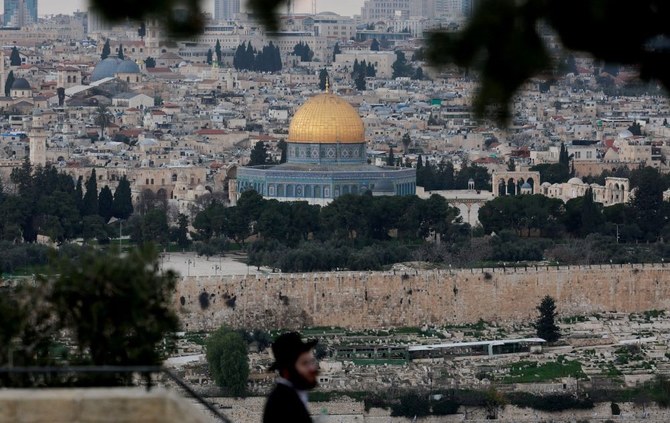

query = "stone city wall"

[
  {"left": 211, "top": 397, "right": 670, "bottom": 423},
  {"left": 175, "top": 264, "right": 670, "bottom": 331}
]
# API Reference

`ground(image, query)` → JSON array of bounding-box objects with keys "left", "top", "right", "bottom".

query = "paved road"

[{"left": 158, "top": 252, "right": 273, "bottom": 277}]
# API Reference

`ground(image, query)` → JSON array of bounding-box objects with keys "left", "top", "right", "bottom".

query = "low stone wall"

[
  {"left": 210, "top": 397, "right": 670, "bottom": 423},
  {"left": 175, "top": 264, "right": 670, "bottom": 331},
  {"left": 0, "top": 388, "right": 212, "bottom": 423}
]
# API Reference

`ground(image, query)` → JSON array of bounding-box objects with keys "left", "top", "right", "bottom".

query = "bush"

[
  {"left": 205, "top": 326, "right": 249, "bottom": 397},
  {"left": 510, "top": 392, "right": 594, "bottom": 411},
  {"left": 390, "top": 393, "right": 431, "bottom": 418},
  {"left": 432, "top": 397, "right": 460, "bottom": 415}
]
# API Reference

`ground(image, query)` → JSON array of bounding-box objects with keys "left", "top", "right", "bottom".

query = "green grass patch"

[
  {"left": 182, "top": 331, "right": 207, "bottom": 346},
  {"left": 503, "top": 358, "right": 587, "bottom": 383},
  {"left": 561, "top": 315, "right": 587, "bottom": 324},
  {"left": 643, "top": 309, "right": 666, "bottom": 319}
]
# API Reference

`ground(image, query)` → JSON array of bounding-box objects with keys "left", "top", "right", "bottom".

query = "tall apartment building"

[
  {"left": 361, "top": 0, "right": 411, "bottom": 20},
  {"left": 4, "top": 0, "right": 37, "bottom": 27},
  {"left": 214, "top": 0, "right": 240, "bottom": 21}
]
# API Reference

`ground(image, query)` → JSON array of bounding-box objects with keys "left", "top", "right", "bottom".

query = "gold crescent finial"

[{"left": 325, "top": 77, "right": 330, "bottom": 93}]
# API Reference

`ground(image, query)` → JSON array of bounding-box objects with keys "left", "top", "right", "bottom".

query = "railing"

[{"left": 0, "top": 366, "right": 232, "bottom": 423}]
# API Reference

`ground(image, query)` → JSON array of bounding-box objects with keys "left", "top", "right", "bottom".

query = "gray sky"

[{"left": 24, "top": 0, "right": 363, "bottom": 17}]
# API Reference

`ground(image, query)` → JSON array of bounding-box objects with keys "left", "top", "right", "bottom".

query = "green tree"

[
  {"left": 9, "top": 47, "right": 21, "bottom": 66},
  {"left": 412, "top": 66, "right": 424, "bottom": 80},
  {"left": 117, "top": 43, "right": 124, "bottom": 59},
  {"left": 215, "top": 39, "right": 222, "bottom": 64},
  {"left": 387, "top": 147, "right": 395, "bottom": 166},
  {"left": 332, "top": 42, "right": 341, "bottom": 61},
  {"left": 535, "top": 295, "right": 561, "bottom": 343},
  {"left": 138, "top": 21, "right": 146, "bottom": 39},
  {"left": 248, "top": 140, "right": 269, "bottom": 166},
  {"left": 401, "top": 132, "right": 412, "bottom": 152},
  {"left": 206, "top": 326, "right": 249, "bottom": 396},
  {"left": 82, "top": 169, "right": 98, "bottom": 216},
  {"left": 172, "top": 213, "right": 191, "bottom": 248},
  {"left": 101, "top": 39, "right": 111, "bottom": 60},
  {"left": 530, "top": 163, "right": 570, "bottom": 184},
  {"left": 74, "top": 175, "right": 84, "bottom": 211},
  {"left": 630, "top": 166, "right": 666, "bottom": 239},
  {"left": 354, "top": 69, "right": 366, "bottom": 90},
  {"left": 293, "top": 41, "right": 314, "bottom": 62},
  {"left": 142, "top": 208, "right": 169, "bottom": 246},
  {"left": 206, "top": 48, "right": 213, "bottom": 65},
  {"left": 319, "top": 68, "right": 329, "bottom": 90},
  {"left": 277, "top": 139, "right": 287, "bottom": 163},
  {"left": 4, "top": 70, "right": 14, "bottom": 97},
  {"left": 579, "top": 188, "right": 603, "bottom": 237},
  {"left": 98, "top": 185, "right": 114, "bottom": 223},
  {"left": 144, "top": 56, "right": 156, "bottom": 68},
  {"left": 392, "top": 50, "right": 412, "bottom": 78},
  {"left": 81, "top": 215, "right": 109, "bottom": 243},
  {"left": 0, "top": 283, "right": 60, "bottom": 387},
  {"left": 94, "top": 104, "right": 112, "bottom": 140},
  {"left": 628, "top": 122, "right": 643, "bottom": 136},
  {"left": 112, "top": 175, "right": 134, "bottom": 219},
  {"left": 370, "top": 38, "right": 380, "bottom": 51},
  {"left": 48, "top": 246, "right": 179, "bottom": 383}
]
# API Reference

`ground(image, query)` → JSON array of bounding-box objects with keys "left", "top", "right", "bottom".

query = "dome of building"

[
  {"left": 521, "top": 182, "right": 532, "bottom": 189},
  {"left": 116, "top": 59, "right": 140, "bottom": 74},
  {"left": 11, "top": 78, "right": 31, "bottom": 90},
  {"left": 91, "top": 57, "right": 123, "bottom": 82},
  {"left": 288, "top": 92, "right": 365, "bottom": 144},
  {"left": 568, "top": 177, "right": 584, "bottom": 185}
]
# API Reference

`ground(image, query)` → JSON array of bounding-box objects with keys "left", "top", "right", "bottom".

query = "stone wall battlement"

[{"left": 175, "top": 265, "right": 670, "bottom": 331}]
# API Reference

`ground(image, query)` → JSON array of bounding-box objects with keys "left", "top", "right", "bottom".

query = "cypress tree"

[
  {"left": 112, "top": 175, "right": 134, "bottom": 219},
  {"left": 245, "top": 42, "right": 255, "bottom": 70},
  {"left": 580, "top": 188, "right": 602, "bottom": 236},
  {"left": 387, "top": 147, "right": 395, "bottom": 166},
  {"left": 101, "top": 39, "right": 111, "bottom": 60},
  {"left": 535, "top": 296, "right": 561, "bottom": 343},
  {"left": 74, "top": 175, "right": 83, "bottom": 212},
  {"left": 319, "top": 68, "right": 329, "bottom": 90},
  {"left": 9, "top": 46, "right": 21, "bottom": 66},
  {"left": 82, "top": 169, "right": 98, "bottom": 216},
  {"left": 5, "top": 70, "right": 14, "bottom": 97},
  {"left": 98, "top": 185, "right": 114, "bottom": 223},
  {"left": 117, "top": 43, "right": 124, "bottom": 60},
  {"left": 207, "top": 48, "right": 213, "bottom": 65},
  {"left": 215, "top": 39, "right": 222, "bottom": 64}
]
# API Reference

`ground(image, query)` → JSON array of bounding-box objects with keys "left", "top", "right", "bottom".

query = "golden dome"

[{"left": 288, "top": 93, "right": 365, "bottom": 144}]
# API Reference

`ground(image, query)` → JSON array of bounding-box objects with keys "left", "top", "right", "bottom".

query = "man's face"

[{"left": 290, "top": 350, "right": 319, "bottom": 390}]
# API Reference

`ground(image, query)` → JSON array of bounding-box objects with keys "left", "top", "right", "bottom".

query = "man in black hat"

[{"left": 263, "top": 332, "right": 319, "bottom": 423}]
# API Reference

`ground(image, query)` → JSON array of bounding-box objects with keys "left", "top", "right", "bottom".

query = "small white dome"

[{"left": 568, "top": 177, "right": 584, "bottom": 185}]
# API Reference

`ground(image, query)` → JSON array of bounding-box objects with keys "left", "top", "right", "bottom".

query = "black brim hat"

[{"left": 269, "top": 332, "right": 318, "bottom": 371}]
